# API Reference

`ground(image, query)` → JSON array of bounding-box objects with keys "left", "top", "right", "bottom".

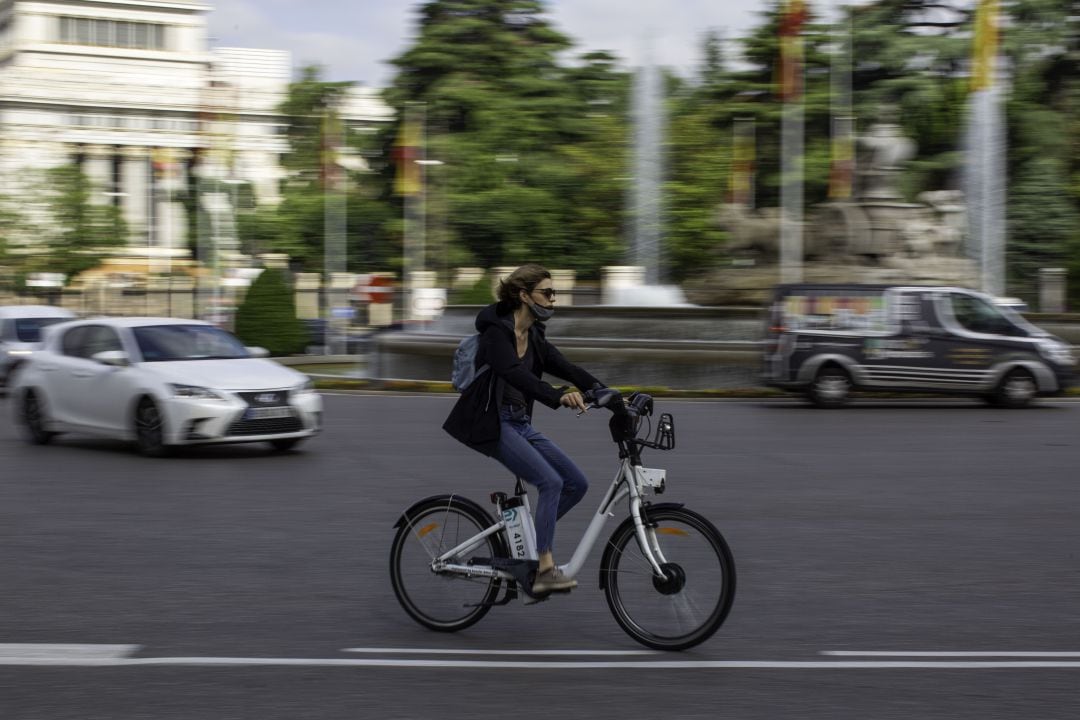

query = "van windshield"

[{"left": 948, "top": 294, "right": 1027, "bottom": 336}]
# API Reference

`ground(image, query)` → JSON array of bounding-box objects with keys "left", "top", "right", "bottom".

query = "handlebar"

[{"left": 581, "top": 387, "right": 628, "bottom": 416}]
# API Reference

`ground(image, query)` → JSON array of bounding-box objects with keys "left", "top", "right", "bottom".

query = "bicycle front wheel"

[
  {"left": 601, "top": 505, "right": 735, "bottom": 651},
  {"left": 390, "top": 498, "right": 504, "bottom": 632}
]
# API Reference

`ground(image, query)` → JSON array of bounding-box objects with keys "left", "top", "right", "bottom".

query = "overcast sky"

[{"left": 206, "top": 0, "right": 863, "bottom": 88}]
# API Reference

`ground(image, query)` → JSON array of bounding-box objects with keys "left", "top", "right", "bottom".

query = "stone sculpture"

[{"left": 696, "top": 108, "right": 977, "bottom": 305}]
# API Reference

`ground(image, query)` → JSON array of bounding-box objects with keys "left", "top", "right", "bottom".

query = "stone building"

[{"left": 0, "top": 0, "right": 390, "bottom": 270}]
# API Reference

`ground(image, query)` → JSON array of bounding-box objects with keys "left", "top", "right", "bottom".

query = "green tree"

[
  {"left": 381, "top": 0, "right": 627, "bottom": 275},
  {"left": 233, "top": 267, "right": 309, "bottom": 355},
  {"left": 35, "top": 165, "right": 128, "bottom": 279}
]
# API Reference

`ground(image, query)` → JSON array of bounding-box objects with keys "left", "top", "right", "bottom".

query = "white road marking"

[
  {"left": 6, "top": 644, "right": 1080, "bottom": 669},
  {"left": 0, "top": 644, "right": 139, "bottom": 663},
  {"left": 5, "top": 655, "right": 1080, "bottom": 669},
  {"left": 824, "top": 651, "right": 1080, "bottom": 658},
  {"left": 343, "top": 647, "right": 659, "bottom": 656}
]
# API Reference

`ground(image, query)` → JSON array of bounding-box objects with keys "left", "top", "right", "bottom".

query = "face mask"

[{"left": 527, "top": 298, "right": 555, "bottom": 321}]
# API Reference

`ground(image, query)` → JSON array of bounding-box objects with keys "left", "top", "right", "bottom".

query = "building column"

[
  {"left": 153, "top": 148, "right": 188, "bottom": 253},
  {"left": 84, "top": 145, "right": 112, "bottom": 205},
  {"left": 120, "top": 147, "right": 150, "bottom": 246}
]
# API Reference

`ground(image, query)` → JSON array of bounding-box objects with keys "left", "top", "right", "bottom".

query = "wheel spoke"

[{"left": 391, "top": 502, "right": 501, "bottom": 632}]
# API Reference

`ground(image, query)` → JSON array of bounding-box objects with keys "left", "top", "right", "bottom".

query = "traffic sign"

[{"left": 353, "top": 274, "right": 395, "bottom": 304}]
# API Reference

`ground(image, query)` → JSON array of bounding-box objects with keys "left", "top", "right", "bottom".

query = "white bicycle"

[{"left": 390, "top": 389, "right": 736, "bottom": 651}]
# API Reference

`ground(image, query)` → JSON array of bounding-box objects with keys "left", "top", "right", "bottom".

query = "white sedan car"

[{"left": 12, "top": 317, "right": 322, "bottom": 455}]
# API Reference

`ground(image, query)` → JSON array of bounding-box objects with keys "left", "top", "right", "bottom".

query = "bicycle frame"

[{"left": 429, "top": 456, "right": 669, "bottom": 585}]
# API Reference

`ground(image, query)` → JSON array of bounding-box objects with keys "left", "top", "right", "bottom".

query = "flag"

[
  {"left": 152, "top": 147, "right": 179, "bottom": 180},
  {"left": 393, "top": 112, "right": 421, "bottom": 196},
  {"left": 777, "top": 0, "right": 808, "bottom": 101},
  {"left": 321, "top": 109, "right": 344, "bottom": 190},
  {"left": 729, "top": 119, "right": 755, "bottom": 207},
  {"left": 971, "top": 0, "right": 998, "bottom": 92},
  {"left": 828, "top": 117, "right": 854, "bottom": 200}
]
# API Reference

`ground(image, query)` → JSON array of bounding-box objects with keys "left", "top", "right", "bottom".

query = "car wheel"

[
  {"left": 994, "top": 369, "right": 1037, "bottom": 409},
  {"left": 808, "top": 365, "right": 852, "bottom": 408},
  {"left": 134, "top": 398, "right": 171, "bottom": 457},
  {"left": 21, "top": 390, "right": 57, "bottom": 445},
  {"left": 268, "top": 438, "right": 303, "bottom": 452}
]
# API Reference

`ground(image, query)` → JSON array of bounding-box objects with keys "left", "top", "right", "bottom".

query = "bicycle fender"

[
  {"left": 392, "top": 494, "right": 486, "bottom": 528},
  {"left": 598, "top": 502, "right": 685, "bottom": 591},
  {"left": 393, "top": 494, "right": 510, "bottom": 559}
]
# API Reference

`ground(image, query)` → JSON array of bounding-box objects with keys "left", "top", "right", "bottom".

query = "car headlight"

[
  {"left": 1037, "top": 340, "right": 1075, "bottom": 366},
  {"left": 169, "top": 383, "right": 227, "bottom": 400},
  {"left": 6, "top": 349, "right": 32, "bottom": 356},
  {"left": 292, "top": 378, "right": 316, "bottom": 395}
]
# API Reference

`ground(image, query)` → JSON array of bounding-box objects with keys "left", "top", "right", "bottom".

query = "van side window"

[{"left": 949, "top": 294, "right": 1011, "bottom": 335}]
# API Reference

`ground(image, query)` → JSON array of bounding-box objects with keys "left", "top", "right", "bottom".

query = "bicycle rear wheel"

[
  {"left": 601, "top": 505, "right": 735, "bottom": 651},
  {"left": 390, "top": 498, "right": 504, "bottom": 632}
]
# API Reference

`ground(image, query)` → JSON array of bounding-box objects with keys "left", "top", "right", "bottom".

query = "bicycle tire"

[
  {"left": 389, "top": 497, "right": 505, "bottom": 632},
  {"left": 601, "top": 505, "right": 735, "bottom": 651}
]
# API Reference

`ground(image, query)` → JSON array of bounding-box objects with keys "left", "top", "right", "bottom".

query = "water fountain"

[{"left": 611, "top": 57, "right": 690, "bottom": 307}]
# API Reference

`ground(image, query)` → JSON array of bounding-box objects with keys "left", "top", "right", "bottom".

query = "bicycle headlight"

[
  {"left": 1037, "top": 340, "right": 1075, "bottom": 366},
  {"left": 169, "top": 383, "right": 227, "bottom": 400}
]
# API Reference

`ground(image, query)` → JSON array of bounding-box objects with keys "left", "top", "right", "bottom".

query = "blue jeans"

[{"left": 492, "top": 406, "right": 589, "bottom": 554}]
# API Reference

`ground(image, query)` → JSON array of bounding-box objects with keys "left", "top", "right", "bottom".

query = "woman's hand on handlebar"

[{"left": 560, "top": 391, "right": 588, "bottom": 414}]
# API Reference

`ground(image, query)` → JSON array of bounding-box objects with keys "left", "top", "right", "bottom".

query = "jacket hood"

[{"left": 475, "top": 302, "right": 547, "bottom": 336}]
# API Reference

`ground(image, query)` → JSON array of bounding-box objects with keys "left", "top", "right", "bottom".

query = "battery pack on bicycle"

[{"left": 390, "top": 389, "right": 736, "bottom": 651}]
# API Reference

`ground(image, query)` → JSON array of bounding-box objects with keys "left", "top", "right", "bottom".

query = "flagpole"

[
  {"left": 967, "top": 0, "right": 1004, "bottom": 297},
  {"left": 323, "top": 104, "right": 347, "bottom": 355},
  {"left": 398, "top": 102, "right": 424, "bottom": 324},
  {"left": 828, "top": 5, "right": 854, "bottom": 203},
  {"left": 779, "top": 0, "right": 806, "bottom": 285}
]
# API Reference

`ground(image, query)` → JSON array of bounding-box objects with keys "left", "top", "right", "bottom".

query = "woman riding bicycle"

[{"left": 443, "top": 263, "right": 604, "bottom": 594}]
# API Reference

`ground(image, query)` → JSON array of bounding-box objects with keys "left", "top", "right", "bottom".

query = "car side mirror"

[
  {"left": 92, "top": 350, "right": 130, "bottom": 367},
  {"left": 246, "top": 346, "right": 270, "bottom": 358}
]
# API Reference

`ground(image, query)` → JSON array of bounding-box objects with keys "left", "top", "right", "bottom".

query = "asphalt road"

[{"left": 2, "top": 393, "right": 1080, "bottom": 719}]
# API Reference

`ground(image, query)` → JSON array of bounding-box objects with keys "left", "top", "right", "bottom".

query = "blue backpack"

[{"left": 451, "top": 334, "right": 490, "bottom": 392}]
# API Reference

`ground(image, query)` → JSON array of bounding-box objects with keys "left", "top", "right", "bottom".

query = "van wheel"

[
  {"left": 994, "top": 369, "right": 1037, "bottom": 409},
  {"left": 808, "top": 366, "right": 852, "bottom": 408}
]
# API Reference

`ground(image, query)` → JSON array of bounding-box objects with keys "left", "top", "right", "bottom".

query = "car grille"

[
  {"left": 228, "top": 415, "right": 304, "bottom": 436},
  {"left": 237, "top": 390, "right": 289, "bottom": 407}
]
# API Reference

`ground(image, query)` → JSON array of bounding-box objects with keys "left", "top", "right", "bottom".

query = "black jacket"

[{"left": 442, "top": 302, "right": 603, "bottom": 456}]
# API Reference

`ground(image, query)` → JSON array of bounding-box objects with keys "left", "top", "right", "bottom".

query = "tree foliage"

[
  {"left": 233, "top": 267, "right": 309, "bottom": 355},
  {"left": 231, "top": 0, "right": 1080, "bottom": 301},
  {"left": 36, "top": 165, "right": 128, "bottom": 279}
]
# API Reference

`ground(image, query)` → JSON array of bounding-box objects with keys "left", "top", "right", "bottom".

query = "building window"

[{"left": 58, "top": 16, "right": 167, "bottom": 51}]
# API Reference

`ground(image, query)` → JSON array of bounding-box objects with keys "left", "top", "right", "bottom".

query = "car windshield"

[
  {"left": 14, "top": 317, "right": 68, "bottom": 342},
  {"left": 133, "top": 324, "right": 250, "bottom": 362}
]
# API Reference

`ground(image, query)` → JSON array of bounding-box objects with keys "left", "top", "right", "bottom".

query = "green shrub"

[
  {"left": 449, "top": 274, "right": 495, "bottom": 305},
  {"left": 234, "top": 267, "right": 309, "bottom": 356}
]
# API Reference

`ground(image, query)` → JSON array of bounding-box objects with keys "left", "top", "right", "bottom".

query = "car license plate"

[{"left": 244, "top": 406, "right": 292, "bottom": 420}]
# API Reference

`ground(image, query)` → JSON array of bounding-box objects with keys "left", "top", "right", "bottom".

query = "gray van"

[
  {"left": 762, "top": 284, "right": 1075, "bottom": 408},
  {"left": 0, "top": 305, "right": 76, "bottom": 391}
]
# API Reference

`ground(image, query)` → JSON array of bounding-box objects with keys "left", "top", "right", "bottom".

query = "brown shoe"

[{"left": 532, "top": 567, "right": 577, "bottom": 594}]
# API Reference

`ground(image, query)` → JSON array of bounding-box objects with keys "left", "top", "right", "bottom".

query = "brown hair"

[{"left": 497, "top": 263, "right": 552, "bottom": 308}]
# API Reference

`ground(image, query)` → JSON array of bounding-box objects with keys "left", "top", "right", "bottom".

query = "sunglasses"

[{"left": 532, "top": 288, "right": 556, "bottom": 300}]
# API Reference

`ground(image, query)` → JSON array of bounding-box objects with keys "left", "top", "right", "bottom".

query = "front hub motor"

[{"left": 652, "top": 563, "right": 686, "bottom": 595}]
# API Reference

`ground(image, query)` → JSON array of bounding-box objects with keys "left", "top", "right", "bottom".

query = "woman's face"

[{"left": 524, "top": 278, "right": 555, "bottom": 308}]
